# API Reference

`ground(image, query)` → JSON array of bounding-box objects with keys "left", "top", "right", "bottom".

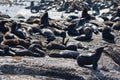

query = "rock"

[{"left": 104, "top": 45, "right": 120, "bottom": 66}]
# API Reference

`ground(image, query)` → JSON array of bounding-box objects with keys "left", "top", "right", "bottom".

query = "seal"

[
  {"left": 77, "top": 46, "right": 106, "bottom": 70},
  {"left": 4, "top": 32, "right": 18, "bottom": 39},
  {"left": 49, "top": 50, "right": 80, "bottom": 59},
  {"left": 82, "top": 7, "right": 95, "bottom": 21},
  {"left": 41, "top": 11, "right": 49, "bottom": 27},
  {"left": 102, "top": 26, "right": 115, "bottom": 42},
  {"left": 112, "top": 21, "right": 120, "bottom": 30},
  {"left": 0, "top": 20, "right": 9, "bottom": 34},
  {"left": 67, "top": 23, "right": 78, "bottom": 36},
  {"left": 41, "top": 28, "right": 56, "bottom": 43},
  {"left": 46, "top": 42, "right": 66, "bottom": 50},
  {"left": 1, "top": 39, "right": 19, "bottom": 47},
  {"left": 74, "top": 27, "right": 93, "bottom": 41},
  {"left": 28, "top": 44, "right": 46, "bottom": 57}
]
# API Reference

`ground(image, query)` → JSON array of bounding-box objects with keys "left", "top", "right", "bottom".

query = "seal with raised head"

[
  {"left": 41, "top": 11, "right": 49, "bottom": 27},
  {"left": 77, "top": 46, "right": 106, "bottom": 70}
]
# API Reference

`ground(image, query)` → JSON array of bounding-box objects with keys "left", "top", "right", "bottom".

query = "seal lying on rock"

[
  {"left": 49, "top": 50, "right": 80, "bottom": 59},
  {"left": 46, "top": 42, "right": 66, "bottom": 50},
  {"left": 0, "top": 20, "right": 9, "bottom": 34},
  {"left": 77, "top": 46, "right": 106, "bottom": 70},
  {"left": 41, "top": 28, "right": 56, "bottom": 43}
]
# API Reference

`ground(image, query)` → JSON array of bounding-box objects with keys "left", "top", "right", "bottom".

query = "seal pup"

[{"left": 77, "top": 46, "right": 106, "bottom": 70}]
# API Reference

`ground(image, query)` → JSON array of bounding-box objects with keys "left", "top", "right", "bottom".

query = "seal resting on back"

[{"left": 77, "top": 46, "right": 106, "bottom": 70}]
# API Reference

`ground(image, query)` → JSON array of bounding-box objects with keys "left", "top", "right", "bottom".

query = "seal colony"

[{"left": 0, "top": 0, "right": 120, "bottom": 70}]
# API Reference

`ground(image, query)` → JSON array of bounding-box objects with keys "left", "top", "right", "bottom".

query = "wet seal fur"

[{"left": 77, "top": 46, "right": 106, "bottom": 70}]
